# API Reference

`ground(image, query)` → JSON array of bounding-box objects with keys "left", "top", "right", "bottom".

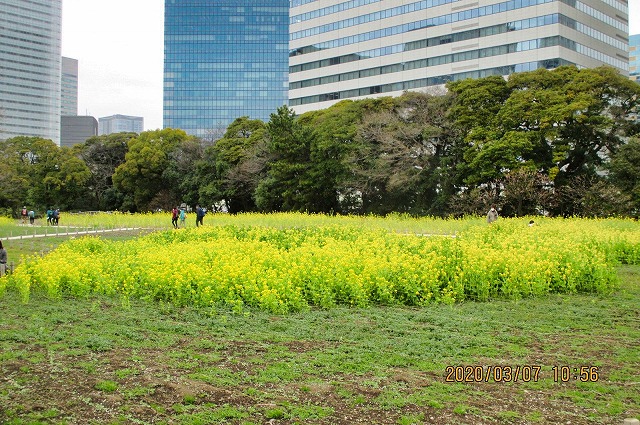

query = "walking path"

[
  {"left": 3, "top": 226, "right": 455, "bottom": 241},
  {"left": 1, "top": 227, "right": 145, "bottom": 241}
]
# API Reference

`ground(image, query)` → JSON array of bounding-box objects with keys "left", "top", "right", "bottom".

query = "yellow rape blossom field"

[{"left": 1, "top": 213, "right": 638, "bottom": 313}]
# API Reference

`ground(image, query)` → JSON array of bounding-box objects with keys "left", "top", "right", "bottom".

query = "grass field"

[
  {"left": 0, "top": 266, "right": 638, "bottom": 424},
  {"left": 0, "top": 214, "right": 639, "bottom": 424}
]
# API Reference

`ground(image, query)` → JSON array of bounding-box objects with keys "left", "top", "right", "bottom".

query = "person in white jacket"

[{"left": 487, "top": 206, "right": 498, "bottom": 224}]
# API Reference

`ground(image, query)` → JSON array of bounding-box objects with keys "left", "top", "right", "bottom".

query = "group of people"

[
  {"left": 19, "top": 207, "right": 60, "bottom": 226},
  {"left": 171, "top": 205, "right": 207, "bottom": 228},
  {"left": 171, "top": 206, "right": 187, "bottom": 228},
  {"left": 46, "top": 208, "right": 60, "bottom": 226},
  {"left": 20, "top": 207, "right": 35, "bottom": 225}
]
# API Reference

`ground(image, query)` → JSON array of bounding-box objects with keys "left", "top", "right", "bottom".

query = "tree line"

[{"left": 1, "top": 66, "right": 639, "bottom": 218}]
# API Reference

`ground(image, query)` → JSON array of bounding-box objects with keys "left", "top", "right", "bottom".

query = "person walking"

[
  {"left": 487, "top": 206, "right": 498, "bottom": 224},
  {"left": 28, "top": 209, "right": 35, "bottom": 225},
  {"left": 0, "top": 241, "right": 7, "bottom": 277},
  {"left": 171, "top": 206, "right": 179, "bottom": 228},
  {"left": 195, "top": 205, "right": 205, "bottom": 227},
  {"left": 179, "top": 208, "right": 186, "bottom": 228},
  {"left": 21, "top": 206, "right": 27, "bottom": 224}
]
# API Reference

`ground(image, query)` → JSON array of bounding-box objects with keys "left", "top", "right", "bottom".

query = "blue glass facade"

[
  {"left": 631, "top": 34, "right": 640, "bottom": 83},
  {"left": 163, "top": 1, "right": 290, "bottom": 137}
]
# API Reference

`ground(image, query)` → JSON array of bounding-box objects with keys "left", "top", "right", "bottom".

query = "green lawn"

[{"left": 1, "top": 265, "right": 638, "bottom": 424}]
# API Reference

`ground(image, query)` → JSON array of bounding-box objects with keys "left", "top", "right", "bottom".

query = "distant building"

[
  {"left": 630, "top": 34, "right": 639, "bottom": 83},
  {"left": 289, "top": 0, "right": 630, "bottom": 114},
  {"left": 61, "top": 57, "right": 78, "bottom": 116},
  {"left": 60, "top": 116, "right": 98, "bottom": 148},
  {"left": 630, "top": 34, "right": 640, "bottom": 122},
  {"left": 0, "top": 0, "right": 62, "bottom": 144},
  {"left": 99, "top": 114, "right": 144, "bottom": 135},
  {"left": 163, "top": 0, "right": 289, "bottom": 137}
]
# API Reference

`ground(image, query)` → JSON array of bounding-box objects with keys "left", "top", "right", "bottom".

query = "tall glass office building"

[
  {"left": 163, "top": 0, "right": 290, "bottom": 137},
  {"left": 630, "top": 34, "right": 639, "bottom": 83},
  {"left": 0, "top": 0, "right": 62, "bottom": 144},
  {"left": 61, "top": 57, "right": 78, "bottom": 117},
  {"left": 289, "top": 0, "right": 630, "bottom": 114}
]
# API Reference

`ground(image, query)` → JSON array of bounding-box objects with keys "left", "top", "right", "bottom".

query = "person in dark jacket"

[
  {"left": 195, "top": 205, "right": 205, "bottom": 227},
  {"left": 171, "top": 206, "right": 179, "bottom": 228},
  {"left": 0, "top": 241, "right": 8, "bottom": 277}
]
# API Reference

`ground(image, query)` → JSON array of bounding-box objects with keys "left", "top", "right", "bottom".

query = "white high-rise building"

[
  {"left": 99, "top": 114, "right": 144, "bottom": 135},
  {"left": 289, "top": 0, "right": 630, "bottom": 114},
  {"left": 61, "top": 57, "right": 78, "bottom": 117},
  {"left": 0, "top": 0, "right": 62, "bottom": 144}
]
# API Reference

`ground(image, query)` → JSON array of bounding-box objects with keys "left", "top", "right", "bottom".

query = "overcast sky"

[
  {"left": 62, "top": 0, "right": 164, "bottom": 130},
  {"left": 61, "top": 0, "right": 640, "bottom": 132}
]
